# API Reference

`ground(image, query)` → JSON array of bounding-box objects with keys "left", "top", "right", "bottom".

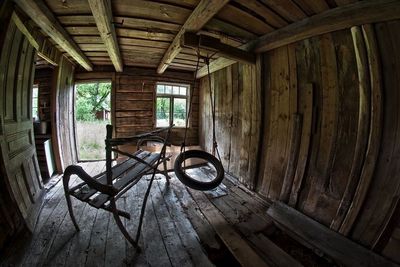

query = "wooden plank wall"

[
  {"left": 199, "top": 21, "right": 400, "bottom": 264},
  {"left": 76, "top": 67, "right": 199, "bottom": 145},
  {"left": 199, "top": 63, "right": 261, "bottom": 189}
]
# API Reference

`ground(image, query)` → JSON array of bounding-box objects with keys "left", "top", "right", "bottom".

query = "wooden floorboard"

[{"left": 3, "top": 161, "right": 287, "bottom": 267}]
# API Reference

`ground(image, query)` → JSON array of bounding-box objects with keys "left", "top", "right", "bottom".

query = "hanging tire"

[{"left": 174, "top": 150, "right": 224, "bottom": 191}]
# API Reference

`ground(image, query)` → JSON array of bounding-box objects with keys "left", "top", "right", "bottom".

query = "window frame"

[
  {"left": 32, "top": 84, "right": 39, "bottom": 121},
  {"left": 155, "top": 82, "right": 190, "bottom": 128}
]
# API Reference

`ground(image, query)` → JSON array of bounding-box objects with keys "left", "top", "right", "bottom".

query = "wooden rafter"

[
  {"left": 196, "top": 0, "right": 400, "bottom": 78},
  {"left": 156, "top": 0, "right": 229, "bottom": 74},
  {"left": 14, "top": 0, "right": 93, "bottom": 71},
  {"left": 88, "top": 0, "right": 123, "bottom": 72},
  {"left": 12, "top": 11, "right": 61, "bottom": 66}
]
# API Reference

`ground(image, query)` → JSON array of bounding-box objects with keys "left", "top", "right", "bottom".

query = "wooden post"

[{"left": 106, "top": 124, "right": 113, "bottom": 185}]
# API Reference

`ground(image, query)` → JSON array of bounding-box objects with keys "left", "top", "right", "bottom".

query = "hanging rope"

[
  {"left": 205, "top": 57, "right": 222, "bottom": 163},
  {"left": 173, "top": 41, "right": 225, "bottom": 191},
  {"left": 181, "top": 48, "right": 201, "bottom": 153}
]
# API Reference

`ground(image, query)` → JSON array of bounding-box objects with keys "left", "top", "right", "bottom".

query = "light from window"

[
  {"left": 32, "top": 84, "right": 39, "bottom": 120},
  {"left": 156, "top": 83, "right": 189, "bottom": 127}
]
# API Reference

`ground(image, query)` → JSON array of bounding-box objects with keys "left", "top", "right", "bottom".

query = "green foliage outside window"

[{"left": 75, "top": 82, "right": 111, "bottom": 121}]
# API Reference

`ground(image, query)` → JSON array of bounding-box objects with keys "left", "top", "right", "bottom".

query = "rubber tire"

[{"left": 174, "top": 150, "right": 224, "bottom": 191}]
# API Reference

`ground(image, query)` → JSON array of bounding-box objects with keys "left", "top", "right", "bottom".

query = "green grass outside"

[{"left": 76, "top": 120, "right": 108, "bottom": 160}]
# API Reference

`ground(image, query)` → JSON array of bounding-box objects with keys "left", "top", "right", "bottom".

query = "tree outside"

[{"left": 75, "top": 82, "right": 111, "bottom": 160}]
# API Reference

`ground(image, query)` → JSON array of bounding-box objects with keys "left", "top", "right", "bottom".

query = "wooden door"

[{"left": 0, "top": 17, "right": 43, "bottom": 234}]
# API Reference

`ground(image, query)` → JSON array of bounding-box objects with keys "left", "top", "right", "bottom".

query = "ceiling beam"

[
  {"left": 156, "top": 0, "right": 229, "bottom": 74},
  {"left": 14, "top": 0, "right": 93, "bottom": 71},
  {"left": 88, "top": 0, "right": 123, "bottom": 72},
  {"left": 181, "top": 33, "right": 256, "bottom": 65},
  {"left": 196, "top": 42, "right": 256, "bottom": 78},
  {"left": 196, "top": 0, "right": 400, "bottom": 78}
]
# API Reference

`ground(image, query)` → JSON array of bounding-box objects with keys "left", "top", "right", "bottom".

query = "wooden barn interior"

[{"left": 1, "top": 0, "right": 400, "bottom": 266}]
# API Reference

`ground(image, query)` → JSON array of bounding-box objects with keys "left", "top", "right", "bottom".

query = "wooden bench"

[
  {"left": 63, "top": 124, "right": 173, "bottom": 249},
  {"left": 267, "top": 201, "right": 399, "bottom": 267}
]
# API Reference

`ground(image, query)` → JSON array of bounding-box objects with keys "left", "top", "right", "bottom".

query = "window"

[
  {"left": 156, "top": 83, "right": 189, "bottom": 127},
  {"left": 32, "top": 84, "right": 39, "bottom": 120}
]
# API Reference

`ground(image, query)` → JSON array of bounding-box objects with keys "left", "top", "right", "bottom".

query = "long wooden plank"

[
  {"left": 157, "top": 0, "right": 229, "bottom": 74},
  {"left": 268, "top": 202, "right": 399, "bottom": 267},
  {"left": 188, "top": 187, "right": 270, "bottom": 267},
  {"left": 279, "top": 114, "right": 302, "bottom": 202},
  {"left": 14, "top": 0, "right": 93, "bottom": 71},
  {"left": 197, "top": 0, "right": 400, "bottom": 78},
  {"left": 330, "top": 26, "right": 371, "bottom": 232},
  {"left": 88, "top": 0, "right": 123, "bottom": 72},
  {"left": 339, "top": 24, "right": 382, "bottom": 236},
  {"left": 156, "top": 179, "right": 213, "bottom": 267}
]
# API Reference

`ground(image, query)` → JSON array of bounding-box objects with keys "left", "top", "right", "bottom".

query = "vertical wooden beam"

[
  {"left": 14, "top": 0, "right": 93, "bottom": 71},
  {"left": 157, "top": 0, "right": 229, "bottom": 74},
  {"left": 88, "top": 0, "right": 123, "bottom": 72},
  {"left": 338, "top": 24, "right": 382, "bottom": 236}
]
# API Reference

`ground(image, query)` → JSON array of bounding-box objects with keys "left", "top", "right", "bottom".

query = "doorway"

[{"left": 74, "top": 81, "right": 111, "bottom": 161}]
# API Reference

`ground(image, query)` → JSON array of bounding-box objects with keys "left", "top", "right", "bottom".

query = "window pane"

[
  {"left": 173, "top": 98, "right": 186, "bottom": 127},
  {"left": 179, "top": 86, "right": 187, "bottom": 95},
  {"left": 173, "top": 86, "right": 180, "bottom": 95},
  {"left": 157, "top": 84, "right": 165, "bottom": 94},
  {"left": 156, "top": 97, "right": 170, "bottom": 127},
  {"left": 32, "top": 86, "right": 39, "bottom": 119},
  {"left": 165, "top": 85, "right": 172, "bottom": 94},
  {"left": 32, "top": 87, "right": 38, "bottom": 98}
]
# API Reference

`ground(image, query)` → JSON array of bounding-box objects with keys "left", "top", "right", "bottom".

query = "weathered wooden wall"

[
  {"left": 199, "top": 63, "right": 261, "bottom": 189},
  {"left": 76, "top": 67, "right": 199, "bottom": 145},
  {"left": 199, "top": 21, "right": 400, "bottom": 264}
]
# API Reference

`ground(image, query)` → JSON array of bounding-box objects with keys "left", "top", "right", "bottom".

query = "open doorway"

[{"left": 74, "top": 81, "right": 111, "bottom": 161}]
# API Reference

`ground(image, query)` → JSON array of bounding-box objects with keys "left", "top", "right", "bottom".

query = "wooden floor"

[{"left": 1, "top": 161, "right": 279, "bottom": 267}]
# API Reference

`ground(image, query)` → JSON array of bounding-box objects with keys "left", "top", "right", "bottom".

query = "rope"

[
  {"left": 181, "top": 49, "right": 201, "bottom": 152},
  {"left": 206, "top": 58, "right": 222, "bottom": 163},
  {"left": 180, "top": 39, "right": 222, "bottom": 165}
]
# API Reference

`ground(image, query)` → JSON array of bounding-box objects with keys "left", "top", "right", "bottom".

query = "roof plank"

[
  {"left": 14, "top": 0, "right": 93, "bottom": 70},
  {"left": 197, "top": 0, "right": 400, "bottom": 78}
]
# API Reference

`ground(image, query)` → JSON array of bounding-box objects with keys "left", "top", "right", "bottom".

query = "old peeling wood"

[
  {"left": 14, "top": 0, "right": 93, "bottom": 71},
  {"left": 280, "top": 114, "right": 302, "bottom": 202},
  {"left": 88, "top": 0, "right": 123, "bottom": 72},
  {"left": 267, "top": 202, "right": 399, "bottom": 267},
  {"left": 330, "top": 26, "right": 372, "bottom": 233},
  {"left": 157, "top": 0, "right": 229, "bottom": 74},
  {"left": 181, "top": 32, "right": 256, "bottom": 64}
]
